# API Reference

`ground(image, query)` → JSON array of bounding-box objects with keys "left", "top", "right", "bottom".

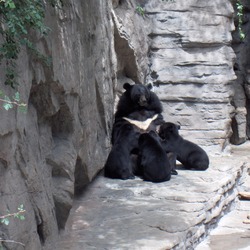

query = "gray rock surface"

[
  {"left": 0, "top": 1, "right": 117, "bottom": 249},
  {"left": 113, "top": 0, "right": 149, "bottom": 84},
  {"left": 58, "top": 143, "right": 250, "bottom": 250},
  {"left": 196, "top": 143, "right": 250, "bottom": 250},
  {"left": 145, "top": 0, "right": 236, "bottom": 153},
  {"left": 0, "top": 0, "right": 249, "bottom": 249}
]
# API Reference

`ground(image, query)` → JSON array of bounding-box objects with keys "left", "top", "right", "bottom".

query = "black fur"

[
  {"left": 104, "top": 124, "right": 139, "bottom": 179},
  {"left": 115, "top": 83, "right": 163, "bottom": 120},
  {"left": 112, "top": 83, "right": 164, "bottom": 144},
  {"left": 138, "top": 131, "right": 171, "bottom": 182},
  {"left": 107, "top": 83, "right": 165, "bottom": 180},
  {"left": 159, "top": 122, "right": 209, "bottom": 170}
]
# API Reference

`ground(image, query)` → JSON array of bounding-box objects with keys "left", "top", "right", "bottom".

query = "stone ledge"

[{"left": 58, "top": 143, "right": 250, "bottom": 250}]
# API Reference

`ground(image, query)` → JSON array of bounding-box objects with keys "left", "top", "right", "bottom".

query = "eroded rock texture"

[
  {"left": 145, "top": 0, "right": 236, "bottom": 153},
  {"left": 0, "top": 1, "right": 116, "bottom": 249},
  {"left": 112, "top": 0, "right": 149, "bottom": 100}
]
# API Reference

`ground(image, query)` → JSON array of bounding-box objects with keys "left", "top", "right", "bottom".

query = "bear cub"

[
  {"left": 159, "top": 122, "right": 209, "bottom": 171},
  {"left": 137, "top": 131, "right": 171, "bottom": 182},
  {"left": 104, "top": 124, "right": 139, "bottom": 180}
]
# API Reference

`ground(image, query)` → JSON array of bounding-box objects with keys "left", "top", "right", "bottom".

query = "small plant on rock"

[
  {"left": 0, "top": 89, "right": 27, "bottom": 112},
  {"left": 236, "top": 0, "right": 245, "bottom": 40},
  {"left": 136, "top": 5, "right": 145, "bottom": 17},
  {"left": 0, "top": 0, "right": 51, "bottom": 88},
  {"left": 0, "top": 205, "right": 26, "bottom": 249}
]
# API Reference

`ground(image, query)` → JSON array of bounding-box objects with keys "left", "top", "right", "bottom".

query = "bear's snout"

[{"left": 139, "top": 95, "right": 148, "bottom": 106}]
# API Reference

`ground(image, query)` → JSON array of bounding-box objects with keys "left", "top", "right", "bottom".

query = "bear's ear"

[
  {"left": 123, "top": 83, "right": 132, "bottom": 90},
  {"left": 177, "top": 123, "right": 181, "bottom": 130},
  {"left": 147, "top": 83, "right": 153, "bottom": 90}
]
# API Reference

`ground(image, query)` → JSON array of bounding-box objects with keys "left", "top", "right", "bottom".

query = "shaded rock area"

[
  {"left": 58, "top": 143, "right": 250, "bottom": 250},
  {"left": 113, "top": 0, "right": 149, "bottom": 84},
  {"left": 231, "top": 0, "right": 250, "bottom": 145}
]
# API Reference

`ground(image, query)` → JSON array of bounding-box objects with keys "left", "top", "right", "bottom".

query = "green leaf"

[
  {"left": 18, "top": 204, "right": 24, "bottom": 211},
  {"left": 3, "top": 103, "right": 13, "bottom": 110},
  {"left": 1, "top": 218, "right": 10, "bottom": 226},
  {"left": 19, "top": 215, "right": 25, "bottom": 220},
  {"left": 13, "top": 92, "right": 20, "bottom": 102},
  {"left": 240, "top": 32, "right": 245, "bottom": 40},
  {"left": 4, "top": 0, "right": 15, "bottom": 9},
  {"left": 3, "top": 95, "right": 13, "bottom": 110}
]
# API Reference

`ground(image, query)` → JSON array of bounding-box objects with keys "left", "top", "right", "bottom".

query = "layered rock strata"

[{"left": 145, "top": 0, "right": 236, "bottom": 153}]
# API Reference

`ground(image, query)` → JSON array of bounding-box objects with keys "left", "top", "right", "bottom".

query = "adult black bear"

[
  {"left": 112, "top": 83, "right": 164, "bottom": 144},
  {"left": 159, "top": 122, "right": 209, "bottom": 171},
  {"left": 115, "top": 83, "right": 163, "bottom": 119},
  {"left": 104, "top": 124, "right": 140, "bottom": 180},
  {"left": 137, "top": 131, "right": 171, "bottom": 182},
  {"left": 107, "top": 82, "right": 166, "bottom": 180}
]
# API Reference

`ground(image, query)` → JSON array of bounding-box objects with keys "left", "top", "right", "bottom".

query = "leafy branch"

[
  {"left": 236, "top": 0, "right": 245, "bottom": 40},
  {"left": 0, "top": 0, "right": 51, "bottom": 88},
  {"left": 0, "top": 206, "right": 26, "bottom": 249},
  {"left": 136, "top": 5, "right": 145, "bottom": 17},
  {"left": 0, "top": 204, "right": 25, "bottom": 226},
  {"left": 0, "top": 89, "right": 27, "bottom": 112}
]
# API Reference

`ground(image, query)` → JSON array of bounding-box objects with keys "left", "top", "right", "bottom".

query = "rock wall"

[
  {"left": 0, "top": 0, "right": 242, "bottom": 249},
  {"left": 0, "top": 1, "right": 117, "bottom": 249},
  {"left": 145, "top": 0, "right": 236, "bottom": 154},
  {"left": 112, "top": 0, "right": 150, "bottom": 102},
  {"left": 0, "top": 0, "right": 151, "bottom": 249}
]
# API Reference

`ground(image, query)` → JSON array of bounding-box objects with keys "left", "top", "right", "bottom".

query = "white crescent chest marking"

[{"left": 123, "top": 114, "right": 158, "bottom": 130}]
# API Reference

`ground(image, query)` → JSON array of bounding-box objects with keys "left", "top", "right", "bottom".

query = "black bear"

[
  {"left": 112, "top": 83, "right": 164, "bottom": 144},
  {"left": 104, "top": 124, "right": 140, "bottom": 180},
  {"left": 137, "top": 131, "right": 171, "bottom": 182},
  {"left": 115, "top": 83, "right": 163, "bottom": 119},
  {"left": 159, "top": 122, "right": 209, "bottom": 171},
  {"left": 107, "top": 82, "right": 166, "bottom": 180}
]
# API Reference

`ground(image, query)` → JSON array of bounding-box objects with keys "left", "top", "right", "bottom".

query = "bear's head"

[
  {"left": 158, "top": 122, "right": 181, "bottom": 140},
  {"left": 123, "top": 83, "right": 153, "bottom": 107},
  {"left": 117, "top": 123, "right": 139, "bottom": 150},
  {"left": 117, "top": 123, "right": 139, "bottom": 142},
  {"left": 138, "top": 132, "right": 150, "bottom": 147}
]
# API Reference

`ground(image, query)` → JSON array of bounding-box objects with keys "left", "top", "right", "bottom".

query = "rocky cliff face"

[
  {"left": 0, "top": 1, "right": 116, "bottom": 249},
  {"left": 145, "top": 0, "right": 236, "bottom": 153},
  {"left": 0, "top": 0, "right": 241, "bottom": 249}
]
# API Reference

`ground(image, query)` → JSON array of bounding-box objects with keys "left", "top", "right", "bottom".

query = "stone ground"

[
  {"left": 195, "top": 144, "right": 250, "bottom": 250},
  {"left": 58, "top": 142, "right": 250, "bottom": 250}
]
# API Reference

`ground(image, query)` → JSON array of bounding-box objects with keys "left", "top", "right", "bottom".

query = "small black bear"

[
  {"left": 159, "top": 122, "right": 209, "bottom": 170},
  {"left": 104, "top": 124, "right": 139, "bottom": 180},
  {"left": 137, "top": 131, "right": 171, "bottom": 182}
]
